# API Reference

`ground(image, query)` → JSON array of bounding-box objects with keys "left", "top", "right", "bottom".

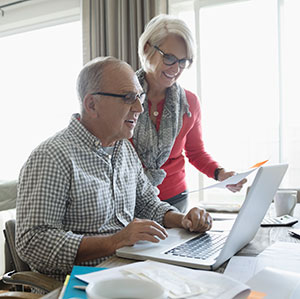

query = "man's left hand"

[{"left": 181, "top": 207, "right": 212, "bottom": 233}]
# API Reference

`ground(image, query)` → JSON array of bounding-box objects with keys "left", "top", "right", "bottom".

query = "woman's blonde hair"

[{"left": 138, "top": 14, "right": 195, "bottom": 72}]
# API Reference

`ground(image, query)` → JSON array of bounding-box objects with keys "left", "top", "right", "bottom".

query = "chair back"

[{"left": 3, "top": 219, "right": 30, "bottom": 272}]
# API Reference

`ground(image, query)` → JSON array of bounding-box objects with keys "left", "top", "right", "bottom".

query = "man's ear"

[
  {"left": 144, "top": 41, "right": 150, "bottom": 53},
  {"left": 83, "top": 94, "right": 97, "bottom": 116}
]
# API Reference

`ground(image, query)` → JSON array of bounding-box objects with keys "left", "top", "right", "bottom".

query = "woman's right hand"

[{"left": 218, "top": 169, "right": 247, "bottom": 193}]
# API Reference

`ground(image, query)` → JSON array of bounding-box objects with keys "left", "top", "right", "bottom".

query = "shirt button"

[
  {"left": 94, "top": 140, "right": 100, "bottom": 146},
  {"left": 108, "top": 155, "right": 112, "bottom": 159}
]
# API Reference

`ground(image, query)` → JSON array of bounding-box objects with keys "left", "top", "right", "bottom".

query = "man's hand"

[
  {"left": 112, "top": 218, "right": 168, "bottom": 249},
  {"left": 181, "top": 207, "right": 212, "bottom": 232},
  {"left": 164, "top": 207, "right": 212, "bottom": 233},
  {"left": 218, "top": 169, "right": 247, "bottom": 192},
  {"left": 76, "top": 218, "right": 167, "bottom": 263}
]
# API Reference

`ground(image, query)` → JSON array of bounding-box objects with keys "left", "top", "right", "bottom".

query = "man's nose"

[{"left": 132, "top": 98, "right": 144, "bottom": 113}]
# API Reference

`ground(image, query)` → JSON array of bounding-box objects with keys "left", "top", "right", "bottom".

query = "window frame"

[{"left": 0, "top": 0, "right": 80, "bottom": 38}]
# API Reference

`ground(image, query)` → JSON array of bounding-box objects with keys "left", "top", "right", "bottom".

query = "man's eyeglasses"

[
  {"left": 91, "top": 91, "right": 146, "bottom": 105},
  {"left": 154, "top": 45, "right": 192, "bottom": 69}
]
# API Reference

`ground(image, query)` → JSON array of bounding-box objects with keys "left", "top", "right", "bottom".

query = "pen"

[
  {"left": 58, "top": 274, "right": 70, "bottom": 299},
  {"left": 74, "top": 285, "right": 87, "bottom": 290},
  {"left": 213, "top": 218, "right": 235, "bottom": 221}
]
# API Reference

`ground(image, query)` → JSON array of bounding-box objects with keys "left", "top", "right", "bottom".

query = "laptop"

[{"left": 116, "top": 164, "right": 288, "bottom": 270}]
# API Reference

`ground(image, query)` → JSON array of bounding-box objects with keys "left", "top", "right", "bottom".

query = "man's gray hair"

[
  {"left": 76, "top": 56, "right": 128, "bottom": 111},
  {"left": 138, "top": 14, "right": 195, "bottom": 72}
]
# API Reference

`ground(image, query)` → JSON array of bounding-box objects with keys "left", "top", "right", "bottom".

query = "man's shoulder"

[
  {"left": 25, "top": 128, "right": 75, "bottom": 168},
  {"left": 118, "top": 139, "right": 137, "bottom": 154},
  {"left": 117, "top": 139, "right": 141, "bottom": 162},
  {"left": 34, "top": 128, "right": 69, "bottom": 153}
]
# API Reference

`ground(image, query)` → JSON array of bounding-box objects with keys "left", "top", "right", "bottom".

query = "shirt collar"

[{"left": 68, "top": 113, "right": 103, "bottom": 150}]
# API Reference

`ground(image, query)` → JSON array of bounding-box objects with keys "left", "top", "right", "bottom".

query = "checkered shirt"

[{"left": 16, "top": 114, "right": 175, "bottom": 282}]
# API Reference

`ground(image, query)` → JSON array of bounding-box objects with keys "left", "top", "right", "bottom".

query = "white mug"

[
  {"left": 274, "top": 190, "right": 297, "bottom": 217},
  {"left": 86, "top": 277, "right": 167, "bottom": 299}
]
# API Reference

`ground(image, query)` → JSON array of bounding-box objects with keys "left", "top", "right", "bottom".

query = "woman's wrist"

[{"left": 214, "top": 167, "right": 225, "bottom": 181}]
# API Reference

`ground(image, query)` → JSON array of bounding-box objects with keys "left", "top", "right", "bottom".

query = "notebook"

[
  {"left": 60, "top": 265, "right": 106, "bottom": 299},
  {"left": 116, "top": 164, "right": 288, "bottom": 270}
]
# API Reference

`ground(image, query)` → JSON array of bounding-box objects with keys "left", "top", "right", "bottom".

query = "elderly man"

[{"left": 16, "top": 57, "right": 212, "bottom": 282}]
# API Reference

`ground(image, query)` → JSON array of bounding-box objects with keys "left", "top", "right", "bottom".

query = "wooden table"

[{"left": 42, "top": 203, "right": 300, "bottom": 298}]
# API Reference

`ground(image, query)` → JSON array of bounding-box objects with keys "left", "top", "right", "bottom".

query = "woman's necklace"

[{"left": 149, "top": 91, "right": 164, "bottom": 118}]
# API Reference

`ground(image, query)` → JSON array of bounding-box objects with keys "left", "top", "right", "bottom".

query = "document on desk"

[
  {"left": 224, "top": 241, "right": 300, "bottom": 283},
  {"left": 211, "top": 219, "right": 235, "bottom": 232},
  {"left": 224, "top": 242, "right": 300, "bottom": 298},
  {"left": 76, "top": 260, "right": 250, "bottom": 299}
]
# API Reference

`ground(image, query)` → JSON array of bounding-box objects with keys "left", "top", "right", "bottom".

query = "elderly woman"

[{"left": 132, "top": 14, "right": 246, "bottom": 212}]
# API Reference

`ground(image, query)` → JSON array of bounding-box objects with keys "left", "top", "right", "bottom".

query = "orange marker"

[
  {"left": 250, "top": 160, "right": 269, "bottom": 169},
  {"left": 246, "top": 290, "right": 266, "bottom": 298}
]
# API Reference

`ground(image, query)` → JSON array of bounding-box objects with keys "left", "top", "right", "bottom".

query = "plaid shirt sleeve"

[
  {"left": 16, "top": 148, "right": 83, "bottom": 275},
  {"left": 130, "top": 145, "right": 178, "bottom": 224}
]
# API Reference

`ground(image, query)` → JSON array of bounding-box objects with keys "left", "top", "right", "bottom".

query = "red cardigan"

[{"left": 133, "top": 89, "right": 219, "bottom": 201}]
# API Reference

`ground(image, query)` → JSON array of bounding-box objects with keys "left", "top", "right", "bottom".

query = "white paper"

[
  {"left": 211, "top": 213, "right": 237, "bottom": 221},
  {"left": 202, "top": 168, "right": 257, "bottom": 190},
  {"left": 255, "top": 241, "right": 300, "bottom": 274},
  {"left": 247, "top": 267, "right": 300, "bottom": 299},
  {"left": 224, "top": 242, "right": 300, "bottom": 283},
  {"left": 211, "top": 219, "right": 235, "bottom": 232},
  {"left": 76, "top": 260, "right": 250, "bottom": 299},
  {"left": 224, "top": 256, "right": 258, "bottom": 283}
]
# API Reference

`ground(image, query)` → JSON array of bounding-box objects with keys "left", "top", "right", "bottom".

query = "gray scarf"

[{"left": 132, "top": 69, "right": 191, "bottom": 186}]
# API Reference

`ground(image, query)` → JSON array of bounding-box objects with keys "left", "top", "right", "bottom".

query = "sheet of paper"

[
  {"left": 210, "top": 212, "right": 237, "bottom": 221},
  {"left": 224, "top": 242, "right": 300, "bottom": 283},
  {"left": 202, "top": 168, "right": 258, "bottom": 190},
  {"left": 224, "top": 256, "right": 258, "bottom": 283},
  {"left": 76, "top": 260, "right": 250, "bottom": 299},
  {"left": 255, "top": 241, "right": 300, "bottom": 274},
  {"left": 211, "top": 219, "right": 235, "bottom": 232},
  {"left": 246, "top": 267, "right": 300, "bottom": 299},
  {"left": 202, "top": 159, "right": 269, "bottom": 190}
]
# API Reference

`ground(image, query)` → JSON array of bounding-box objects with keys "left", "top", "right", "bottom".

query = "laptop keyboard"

[{"left": 164, "top": 233, "right": 227, "bottom": 260}]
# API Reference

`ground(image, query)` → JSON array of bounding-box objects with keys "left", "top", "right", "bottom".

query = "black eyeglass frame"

[
  {"left": 90, "top": 91, "right": 146, "bottom": 104},
  {"left": 154, "top": 45, "right": 192, "bottom": 69}
]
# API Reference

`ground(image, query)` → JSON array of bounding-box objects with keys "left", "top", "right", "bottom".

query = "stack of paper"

[
  {"left": 224, "top": 242, "right": 300, "bottom": 298},
  {"left": 247, "top": 267, "right": 300, "bottom": 299},
  {"left": 76, "top": 260, "right": 251, "bottom": 299}
]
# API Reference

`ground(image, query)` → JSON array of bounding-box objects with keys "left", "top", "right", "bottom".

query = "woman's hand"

[{"left": 218, "top": 169, "right": 247, "bottom": 192}]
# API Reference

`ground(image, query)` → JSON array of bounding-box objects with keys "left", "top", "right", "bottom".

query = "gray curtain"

[{"left": 81, "top": 0, "right": 168, "bottom": 70}]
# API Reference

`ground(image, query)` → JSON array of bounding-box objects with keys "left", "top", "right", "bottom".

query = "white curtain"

[{"left": 81, "top": 0, "right": 168, "bottom": 70}]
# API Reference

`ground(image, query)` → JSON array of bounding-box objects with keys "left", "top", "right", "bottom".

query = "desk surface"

[{"left": 42, "top": 203, "right": 300, "bottom": 298}]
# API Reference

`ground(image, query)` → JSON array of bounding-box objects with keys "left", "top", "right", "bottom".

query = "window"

[
  {"left": 170, "top": 0, "right": 300, "bottom": 205},
  {"left": 0, "top": 0, "right": 82, "bottom": 180},
  {"left": 281, "top": 0, "right": 300, "bottom": 187}
]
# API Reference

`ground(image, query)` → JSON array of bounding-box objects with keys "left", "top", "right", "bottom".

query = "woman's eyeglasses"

[
  {"left": 154, "top": 45, "right": 192, "bottom": 69},
  {"left": 91, "top": 91, "right": 146, "bottom": 105}
]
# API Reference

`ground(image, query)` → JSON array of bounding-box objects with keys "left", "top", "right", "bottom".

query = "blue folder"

[{"left": 62, "top": 265, "right": 107, "bottom": 299}]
